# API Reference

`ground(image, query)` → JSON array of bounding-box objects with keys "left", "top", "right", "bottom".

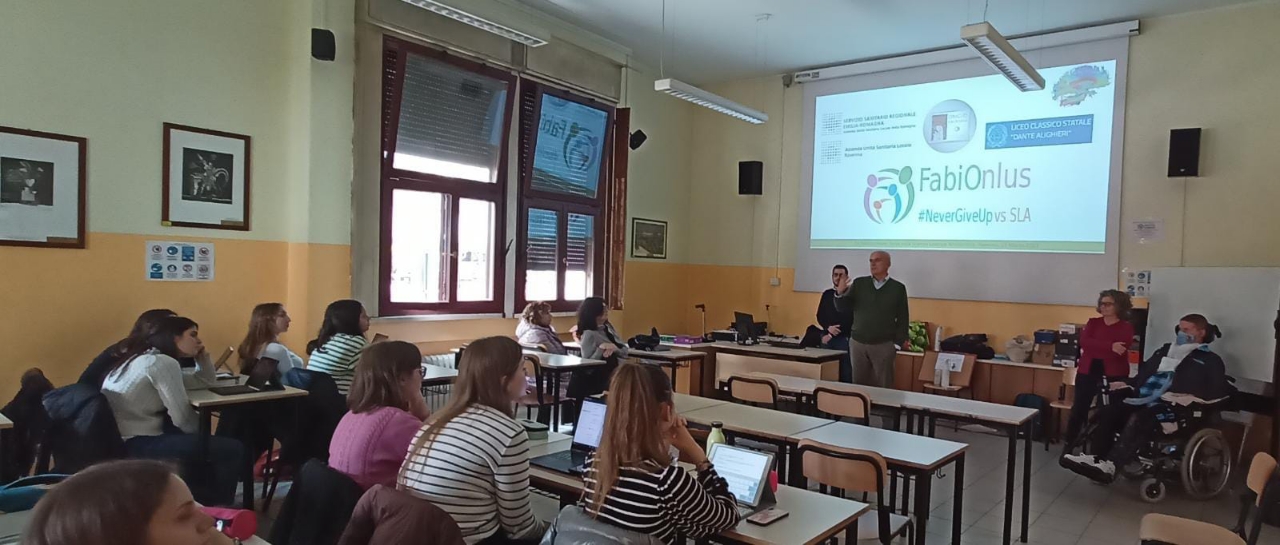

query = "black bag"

[
  {"left": 1013, "top": 393, "right": 1049, "bottom": 441},
  {"left": 627, "top": 327, "right": 661, "bottom": 351},
  {"left": 38, "top": 384, "right": 125, "bottom": 474},
  {"left": 940, "top": 333, "right": 996, "bottom": 360}
]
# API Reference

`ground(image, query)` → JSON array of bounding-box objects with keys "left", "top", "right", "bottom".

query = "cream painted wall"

[
  {"left": 690, "top": 0, "right": 1280, "bottom": 282},
  {"left": 0, "top": 0, "right": 352, "bottom": 245},
  {"left": 624, "top": 66, "right": 695, "bottom": 264}
]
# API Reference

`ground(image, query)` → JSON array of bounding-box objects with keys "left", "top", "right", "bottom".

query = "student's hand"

[
  {"left": 670, "top": 419, "right": 707, "bottom": 464},
  {"left": 902, "top": 339, "right": 912, "bottom": 351},
  {"left": 601, "top": 344, "right": 617, "bottom": 357},
  {"left": 408, "top": 390, "right": 432, "bottom": 421},
  {"left": 834, "top": 274, "right": 851, "bottom": 294},
  {"left": 827, "top": 325, "right": 841, "bottom": 336},
  {"left": 1111, "top": 342, "right": 1128, "bottom": 355},
  {"left": 822, "top": 334, "right": 833, "bottom": 345}
]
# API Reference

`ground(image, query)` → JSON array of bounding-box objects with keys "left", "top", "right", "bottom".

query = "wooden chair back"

[
  {"left": 917, "top": 351, "right": 977, "bottom": 388},
  {"left": 727, "top": 375, "right": 778, "bottom": 408},
  {"left": 814, "top": 387, "right": 871, "bottom": 424},
  {"left": 797, "top": 439, "right": 896, "bottom": 544},
  {"left": 1247, "top": 452, "right": 1278, "bottom": 500}
]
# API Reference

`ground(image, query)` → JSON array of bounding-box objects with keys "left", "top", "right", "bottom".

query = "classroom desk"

[
  {"left": 420, "top": 364, "right": 457, "bottom": 387},
  {"left": 522, "top": 350, "right": 608, "bottom": 432},
  {"left": 660, "top": 341, "right": 845, "bottom": 397},
  {"left": 677, "top": 402, "right": 833, "bottom": 481},
  {"left": 0, "top": 413, "right": 11, "bottom": 463},
  {"left": 563, "top": 341, "right": 706, "bottom": 394},
  {"left": 188, "top": 383, "right": 308, "bottom": 511},
  {"left": 750, "top": 372, "right": 1037, "bottom": 545},
  {"left": 526, "top": 436, "right": 871, "bottom": 545},
  {"left": 673, "top": 392, "right": 729, "bottom": 413}
]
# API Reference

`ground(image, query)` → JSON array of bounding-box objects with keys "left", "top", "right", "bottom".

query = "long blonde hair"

[
  {"left": 590, "top": 362, "right": 674, "bottom": 515},
  {"left": 237, "top": 303, "right": 283, "bottom": 372},
  {"left": 420, "top": 336, "right": 523, "bottom": 441}
]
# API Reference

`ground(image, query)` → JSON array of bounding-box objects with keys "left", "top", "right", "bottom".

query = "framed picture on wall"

[
  {"left": 0, "top": 125, "right": 87, "bottom": 249},
  {"left": 631, "top": 218, "right": 668, "bottom": 259},
  {"left": 162, "top": 123, "right": 251, "bottom": 230}
]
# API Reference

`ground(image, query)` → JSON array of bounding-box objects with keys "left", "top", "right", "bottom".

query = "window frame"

[
  {"left": 514, "top": 80, "right": 614, "bottom": 313},
  {"left": 377, "top": 36, "right": 517, "bottom": 316}
]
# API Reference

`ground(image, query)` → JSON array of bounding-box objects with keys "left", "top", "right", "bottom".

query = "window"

[
  {"left": 516, "top": 81, "right": 613, "bottom": 312},
  {"left": 379, "top": 37, "right": 515, "bottom": 315}
]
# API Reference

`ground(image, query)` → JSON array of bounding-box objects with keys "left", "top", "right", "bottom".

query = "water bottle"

[{"left": 706, "top": 421, "right": 726, "bottom": 452}]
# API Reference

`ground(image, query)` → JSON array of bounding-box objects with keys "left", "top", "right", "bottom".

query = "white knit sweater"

[{"left": 101, "top": 350, "right": 215, "bottom": 439}]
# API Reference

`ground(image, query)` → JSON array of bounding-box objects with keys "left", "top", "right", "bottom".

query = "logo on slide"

[
  {"left": 922, "top": 100, "right": 976, "bottom": 153},
  {"left": 562, "top": 123, "right": 600, "bottom": 173},
  {"left": 863, "top": 167, "right": 916, "bottom": 224},
  {"left": 1052, "top": 65, "right": 1111, "bottom": 107}
]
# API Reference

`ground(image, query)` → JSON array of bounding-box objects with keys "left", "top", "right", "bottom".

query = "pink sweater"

[{"left": 329, "top": 406, "right": 423, "bottom": 489}]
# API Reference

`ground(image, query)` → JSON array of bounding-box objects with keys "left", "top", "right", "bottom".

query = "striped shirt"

[
  {"left": 580, "top": 454, "right": 740, "bottom": 544},
  {"left": 398, "top": 404, "right": 545, "bottom": 544},
  {"left": 306, "top": 333, "right": 367, "bottom": 394}
]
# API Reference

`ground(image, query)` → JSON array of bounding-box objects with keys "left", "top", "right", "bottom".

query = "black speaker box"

[
  {"left": 629, "top": 130, "right": 647, "bottom": 151},
  {"left": 738, "top": 161, "right": 763, "bottom": 195},
  {"left": 1168, "top": 128, "right": 1201, "bottom": 177},
  {"left": 312, "top": 29, "right": 336, "bottom": 61}
]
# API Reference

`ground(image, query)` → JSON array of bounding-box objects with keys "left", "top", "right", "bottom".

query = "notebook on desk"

[{"left": 530, "top": 397, "right": 607, "bottom": 475}]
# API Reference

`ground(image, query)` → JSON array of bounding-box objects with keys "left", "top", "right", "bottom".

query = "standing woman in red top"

[{"left": 1063, "top": 290, "right": 1135, "bottom": 452}]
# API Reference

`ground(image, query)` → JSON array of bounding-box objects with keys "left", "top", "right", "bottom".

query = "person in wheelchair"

[{"left": 1062, "top": 313, "right": 1232, "bottom": 484}]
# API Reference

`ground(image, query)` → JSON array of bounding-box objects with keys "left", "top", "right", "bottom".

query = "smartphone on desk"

[{"left": 747, "top": 507, "right": 788, "bottom": 526}]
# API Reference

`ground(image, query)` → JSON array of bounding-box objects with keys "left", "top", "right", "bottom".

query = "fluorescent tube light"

[
  {"left": 654, "top": 78, "right": 768, "bottom": 124},
  {"left": 961, "top": 22, "right": 1044, "bottom": 92},
  {"left": 401, "top": 0, "right": 550, "bottom": 47}
]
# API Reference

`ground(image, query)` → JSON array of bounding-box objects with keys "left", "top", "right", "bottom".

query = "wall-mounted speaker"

[
  {"left": 629, "top": 130, "right": 647, "bottom": 150},
  {"left": 311, "top": 29, "right": 336, "bottom": 62},
  {"left": 739, "top": 161, "right": 763, "bottom": 195},
  {"left": 1168, "top": 128, "right": 1201, "bottom": 177}
]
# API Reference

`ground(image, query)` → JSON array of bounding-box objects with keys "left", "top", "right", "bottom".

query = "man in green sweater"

[{"left": 833, "top": 251, "right": 911, "bottom": 387}]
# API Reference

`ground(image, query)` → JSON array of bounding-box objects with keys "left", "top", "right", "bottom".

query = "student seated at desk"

[
  {"left": 1063, "top": 314, "right": 1231, "bottom": 484},
  {"left": 577, "top": 297, "right": 627, "bottom": 361},
  {"left": 237, "top": 302, "right": 304, "bottom": 376},
  {"left": 100, "top": 316, "right": 244, "bottom": 506},
  {"left": 399, "top": 336, "right": 546, "bottom": 544},
  {"left": 580, "top": 362, "right": 740, "bottom": 544},
  {"left": 308, "top": 299, "right": 371, "bottom": 395},
  {"left": 516, "top": 301, "right": 566, "bottom": 355},
  {"left": 78, "top": 308, "right": 179, "bottom": 387},
  {"left": 329, "top": 341, "right": 430, "bottom": 489},
  {"left": 26, "top": 459, "right": 235, "bottom": 545}
]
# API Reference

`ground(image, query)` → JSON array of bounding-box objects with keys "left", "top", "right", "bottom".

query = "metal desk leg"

[
  {"left": 198, "top": 409, "right": 212, "bottom": 455},
  {"left": 952, "top": 454, "right": 965, "bottom": 545},
  {"left": 551, "top": 371, "right": 562, "bottom": 432},
  {"left": 1021, "top": 420, "right": 1033, "bottom": 543},
  {"left": 1002, "top": 425, "right": 1017, "bottom": 545},
  {"left": 913, "top": 468, "right": 933, "bottom": 545},
  {"left": 668, "top": 362, "right": 679, "bottom": 393}
]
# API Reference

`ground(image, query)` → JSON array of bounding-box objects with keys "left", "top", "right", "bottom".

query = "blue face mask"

[{"left": 1175, "top": 331, "right": 1193, "bottom": 345}]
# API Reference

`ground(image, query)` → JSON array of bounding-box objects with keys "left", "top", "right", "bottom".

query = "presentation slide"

[
  {"left": 810, "top": 61, "right": 1117, "bottom": 253},
  {"left": 532, "top": 94, "right": 609, "bottom": 198}
]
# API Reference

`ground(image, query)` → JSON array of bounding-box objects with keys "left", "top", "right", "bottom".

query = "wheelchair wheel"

[
  {"left": 1181, "top": 428, "right": 1232, "bottom": 500},
  {"left": 1140, "top": 477, "right": 1166, "bottom": 503}
]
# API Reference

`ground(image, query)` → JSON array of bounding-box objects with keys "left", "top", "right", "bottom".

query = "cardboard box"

[{"left": 1032, "top": 343, "right": 1056, "bottom": 365}]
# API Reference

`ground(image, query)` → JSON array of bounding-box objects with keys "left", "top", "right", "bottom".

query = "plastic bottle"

[{"left": 706, "top": 421, "right": 726, "bottom": 452}]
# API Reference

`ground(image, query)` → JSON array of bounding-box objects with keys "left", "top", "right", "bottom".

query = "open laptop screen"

[
  {"left": 708, "top": 443, "right": 772, "bottom": 506},
  {"left": 572, "top": 398, "right": 607, "bottom": 449}
]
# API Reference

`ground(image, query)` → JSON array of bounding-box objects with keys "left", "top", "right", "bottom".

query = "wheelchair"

[{"left": 1068, "top": 396, "right": 1233, "bottom": 503}]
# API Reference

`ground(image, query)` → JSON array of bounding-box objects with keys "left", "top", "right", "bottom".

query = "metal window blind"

[
  {"left": 526, "top": 208, "right": 558, "bottom": 272},
  {"left": 395, "top": 52, "right": 509, "bottom": 176},
  {"left": 566, "top": 213, "right": 593, "bottom": 272}
]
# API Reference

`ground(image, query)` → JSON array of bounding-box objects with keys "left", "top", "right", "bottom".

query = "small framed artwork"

[
  {"left": 162, "top": 123, "right": 251, "bottom": 230},
  {"left": 631, "top": 218, "right": 668, "bottom": 259},
  {"left": 0, "top": 126, "right": 87, "bottom": 249}
]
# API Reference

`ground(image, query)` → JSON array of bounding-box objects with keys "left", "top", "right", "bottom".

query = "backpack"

[
  {"left": 627, "top": 327, "right": 661, "bottom": 351},
  {"left": 940, "top": 333, "right": 996, "bottom": 360},
  {"left": 37, "top": 384, "right": 125, "bottom": 474},
  {"left": 1013, "top": 393, "right": 1049, "bottom": 442},
  {"left": 0, "top": 369, "right": 53, "bottom": 481}
]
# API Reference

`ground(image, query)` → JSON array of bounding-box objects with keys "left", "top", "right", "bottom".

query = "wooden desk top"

[
  {"left": 522, "top": 350, "right": 607, "bottom": 369},
  {"left": 0, "top": 413, "right": 12, "bottom": 431},
  {"left": 421, "top": 364, "right": 458, "bottom": 385},
  {"left": 710, "top": 342, "right": 845, "bottom": 363},
  {"left": 680, "top": 402, "right": 833, "bottom": 441},
  {"left": 187, "top": 384, "right": 308, "bottom": 409},
  {"left": 525, "top": 437, "right": 869, "bottom": 545},
  {"left": 673, "top": 393, "right": 730, "bottom": 414},
  {"left": 791, "top": 421, "right": 967, "bottom": 471},
  {"left": 750, "top": 372, "right": 1036, "bottom": 426},
  {"left": 631, "top": 348, "right": 705, "bottom": 362}
]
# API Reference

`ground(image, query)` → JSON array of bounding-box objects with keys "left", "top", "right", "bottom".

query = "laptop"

[
  {"left": 530, "top": 397, "right": 607, "bottom": 475},
  {"left": 708, "top": 443, "right": 776, "bottom": 516},
  {"left": 733, "top": 312, "right": 760, "bottom": 343},
  {"left": 208, "top": 357, "right": 284, "bottom": 396}
]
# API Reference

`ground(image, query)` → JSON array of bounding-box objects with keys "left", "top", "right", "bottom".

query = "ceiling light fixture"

[
  {"left": 961, "top": 22, "right": 1044, "bottom": 92},
  {"left": 401, "top": 0, "right": 550, "bottom": 47},
  {"left": 654, "top": 79, "right": 768, "bottom": 124}
]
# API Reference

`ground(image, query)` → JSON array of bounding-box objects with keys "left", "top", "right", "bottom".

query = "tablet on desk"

[
  {"left": 208, "top": 357, "right": 283, "bottom": 396},
  {"left": 708, "top": 443, "right": 775, "bottom": 516}
]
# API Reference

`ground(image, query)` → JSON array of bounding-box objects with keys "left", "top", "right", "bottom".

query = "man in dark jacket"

[
  {"left": 1063, "top": 314, "right": 1231, "bottom": 483},
  {"left": 816, "top": 264, "right": 855, "bottom": 382}
]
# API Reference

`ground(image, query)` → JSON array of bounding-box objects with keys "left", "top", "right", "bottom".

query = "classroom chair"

[
  {"left": 517, "top": 355, "right": 572, "bottom": 426},
  {"left": 917, "top": 351, "right": 976, "bottom": 398},
  {"left": 797, "top": 439, "right": 913, "bottom": 545},
  {"left": 1139, "top": 452, "right": 1279, "bottom": 545},
  {"left": 813, "top": 386, "right": 872, "bottom": 426},
  {"left": 1045, "top": 366, "right": 1077, "bottom": 450},
  {"left": 336, "top": 484, "right": 465, "bottom": 545},
  {"left": 726, "top": 375, "right": 779, "bottom": 409}
]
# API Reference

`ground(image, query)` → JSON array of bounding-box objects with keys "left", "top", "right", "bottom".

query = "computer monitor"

[
  {"left": 571, "top": 397, "right": 607, "bottom": 450},
  {"left": 708, "top": 443, "right": 774, "bottom": 508}
]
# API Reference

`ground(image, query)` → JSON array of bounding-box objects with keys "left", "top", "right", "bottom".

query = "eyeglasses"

[{"left": 1099, "top": 301, "right": 1115, "bottom": 307}]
